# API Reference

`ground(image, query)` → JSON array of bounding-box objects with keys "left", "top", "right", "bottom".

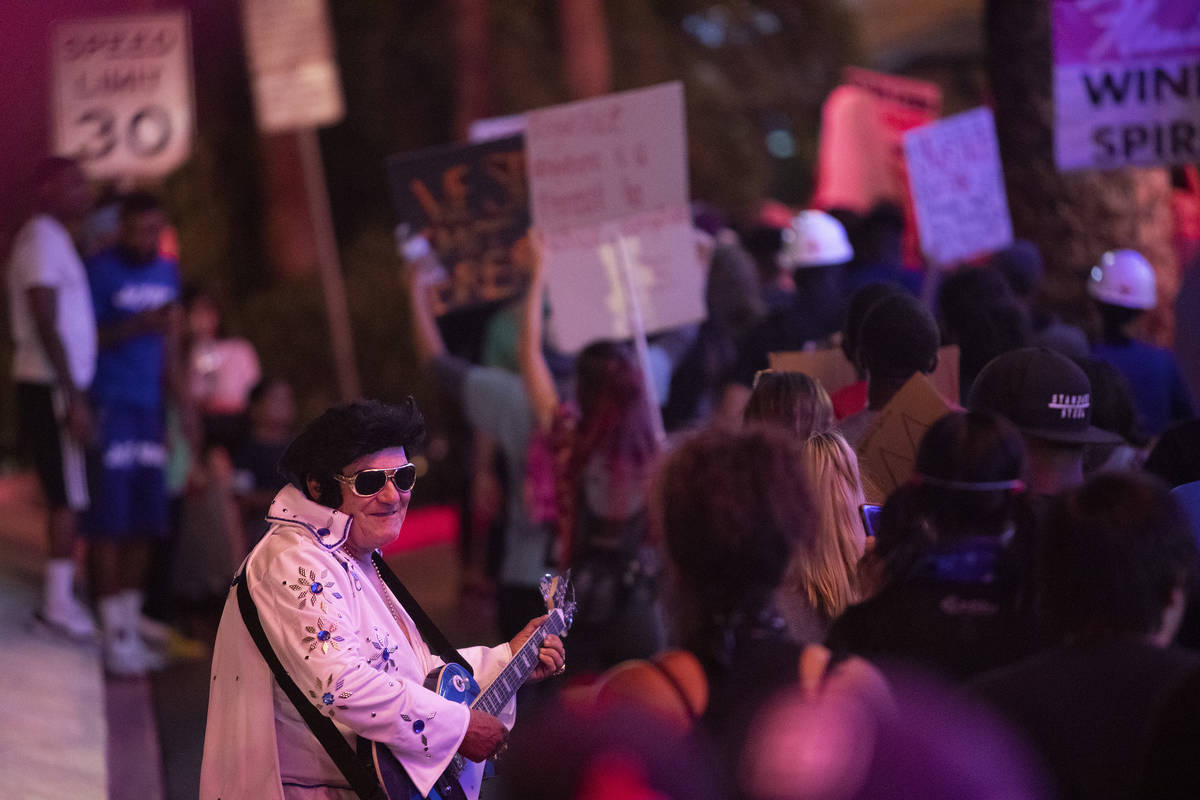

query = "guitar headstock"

[{"left": 539, "top": 571, "right": 576, "bottom": 633}]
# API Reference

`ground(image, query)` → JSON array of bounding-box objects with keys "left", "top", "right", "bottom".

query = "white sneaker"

[
  {"left": 137, "top": 613, "right": 175, "bottom": 646},
  {"left": 35, "top": 598, "right": 98, "bottom": 643},
  {"left": 105, "top": 632, "right": 149, "bottom": 678}
]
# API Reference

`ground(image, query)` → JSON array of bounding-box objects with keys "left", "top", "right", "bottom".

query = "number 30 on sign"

[{"left": 52, "top": 11, "right": 194, "bottom": 180}]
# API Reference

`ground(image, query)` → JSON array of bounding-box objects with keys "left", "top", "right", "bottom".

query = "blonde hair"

[
  {"left": 744, "top": 371, "right": 834, "bottom": 439},
  {"left": 787, "top": 431, "right": 867, "bottom": 622}
]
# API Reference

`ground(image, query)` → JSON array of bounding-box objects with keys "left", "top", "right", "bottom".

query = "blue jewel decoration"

[
  {"left": 413, "top": 720, "right": 425, "bottom": 734},
  {"left": 302, "top": 617, "right": 344, "bottom": 653},
  {"left": 290, "top": 567, "right": 340, "bottom": 608},
  {"left": 317, "top": 527, "right": 331, "bottom": 538},
  {"left": 309, "top": 673, "right": 353, "bottom": 716}
]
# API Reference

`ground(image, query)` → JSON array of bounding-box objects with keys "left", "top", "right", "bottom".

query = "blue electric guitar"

[{"left": 363, "top": 573, "right": 575, "bottom": 800}]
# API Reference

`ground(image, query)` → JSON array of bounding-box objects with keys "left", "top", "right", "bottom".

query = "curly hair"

[
  {"left": 278, "top": 398, "right": 425, "bottom": 508},
  {"left": 654, "top": 426, "right": 816, "bottom": 632}
]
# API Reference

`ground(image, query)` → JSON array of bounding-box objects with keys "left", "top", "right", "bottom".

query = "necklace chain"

[{"left": 343, "top": 543, "right": 414, "bottom": 649}]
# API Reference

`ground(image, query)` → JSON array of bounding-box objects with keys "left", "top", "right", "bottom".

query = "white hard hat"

[
  {"left": 780, "top": 210, "right": 853, "bottom": 269},
  {"left": 1087, "top": 249, "right": 1156, "bottom": 310}
]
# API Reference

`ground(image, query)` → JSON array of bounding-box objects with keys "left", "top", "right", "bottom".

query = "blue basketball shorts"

[{"left": 82, "top": 405, "right": 169, "bottom": 539}]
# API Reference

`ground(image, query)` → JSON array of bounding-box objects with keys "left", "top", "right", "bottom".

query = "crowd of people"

[
  {"left": 12, "top": 151, "right": 1200, "bottom": 799},
  {"left": 8, "top": 157, "right": 290, "bottom": 677}
]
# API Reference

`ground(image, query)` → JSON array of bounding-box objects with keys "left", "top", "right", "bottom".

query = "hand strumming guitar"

[{"left": 459, "top": 708, "right": 509, "bottom": 763}]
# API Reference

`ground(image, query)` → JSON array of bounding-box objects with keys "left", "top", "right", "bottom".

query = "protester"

[
  {"left": 778, "top": 430, "right": 867, "bottom": 641},
  {"left": 592, "top": 427, "right": 883, "bottom": 797},
  {"left": 516, "top": 232, "right": 663, "bottom": 673},
  {"left": 828, "top": 280, "right": 905, "bottom": 419},
  {"left": 967, "top": 347, "right": 1120, "bottom": 498},
  {"left": 200, "top": 398, "right": 565, "bottom": 799},
  {"left": 403, "top": 240, "right": 552, "bottom": 640},
  {"left": 717, "top": 210, "right": 854, "bottom": 424},
  {"left": 972, "top": 472, "right": 1200, "bottom": 800},
  {"left": 1088, "top": 248, "right": 1194, "bottom": 436},
  {"left": 827, "top": 411, "right": 1038, "bottom": 680},
  {"left": 937, "top": 265, "right": 1032, "bottom": 401},
  {"left": 837, "top": 292, "right": 940, "bottom": 447},
  {"left": 7, "top": 157, "right": 97, "bottom": 640},
  {"left": 1073, "top": 357, "right": 1151, "bottom": 473},
  {"left": 742, "top": 369, "right": 834, "bottom": 438},
  {"left": 990, "top": 240, "right": 1089, "bottom": 359},
  {"left": 84, "top": 191, "right": 191, "bottom": 676}
]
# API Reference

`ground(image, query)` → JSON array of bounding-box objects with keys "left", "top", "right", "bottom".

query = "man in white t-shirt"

[{"left": 7, "top": 157, "right": 98, "bottom": 640}]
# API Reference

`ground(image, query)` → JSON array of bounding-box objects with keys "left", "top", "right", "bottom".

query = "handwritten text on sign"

[
  {"left": 525, "top": 82, "right": 704, "bottom": 352},
  {"left": 903, "top": 107, "right": 1013, "bottom": 267},
  {"left": 52, "top": 12, "right": 193, "bottom": 179},
  {"left": 387, "top": 136, "right": 529, "bottom": 315},
  {"left": 1053, "top": 0, "right": 1200, "bottom": 171}
]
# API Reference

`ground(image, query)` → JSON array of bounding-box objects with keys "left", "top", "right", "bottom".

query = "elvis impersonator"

[{"left": 200, "top": 398, "right": 565, "bottom": 799}]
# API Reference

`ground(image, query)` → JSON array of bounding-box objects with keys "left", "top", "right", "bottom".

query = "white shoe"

[
  {"left": 35, "top": 598, "right": 98, "bottom": 643},
  {"left": 137, "top": 613, "right": 175, "bottom": 646},
  {"left": 105, "top": 632, "right": 149, "bottom": 678}
]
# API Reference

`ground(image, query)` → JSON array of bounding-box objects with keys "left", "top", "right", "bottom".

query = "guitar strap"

[
  {"left": 234, "top": 572, "right": 387, "bottom": 800},
  {"left": 371, "top": 552, "right": 473, "bottom": 676}
]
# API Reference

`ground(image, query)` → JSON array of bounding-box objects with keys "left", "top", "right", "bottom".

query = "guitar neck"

[{"left": 472, "top": 611, "right": 566, "bottom": 716}]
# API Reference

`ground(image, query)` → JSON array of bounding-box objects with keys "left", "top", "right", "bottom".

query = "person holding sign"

[
  {"left": 403, "top": 231, "right": 664, "bottom": 671},
  {"left": 516, "top": 231, "right": 664, "bottom": 673}
]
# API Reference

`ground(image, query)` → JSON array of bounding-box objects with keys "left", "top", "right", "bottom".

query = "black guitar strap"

[
  {"left": 371, "top": 552, "right": 473, "bottom": 676},
  {"left": 234, "top": 572, "right": 387, "bottom": 800}
]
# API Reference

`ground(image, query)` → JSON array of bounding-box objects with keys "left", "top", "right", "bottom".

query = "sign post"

[
  {"left": 242, "top": 0, "right": 357, "bottom": 400},
  {"left": 52, "top": 11, "right": 194, "bottom": 180}
]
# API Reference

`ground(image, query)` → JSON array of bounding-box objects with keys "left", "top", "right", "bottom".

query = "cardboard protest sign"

[
  {"left": 525, "top": 81, "right": 705, "bottom": 353},
  {"left": 813, "top": 69, "right": 941, "bottom": 268},
  {"left": 768, "top": 344, "right": 961, "bottom": 405},
  {"left": 1053, "top": 1, "right": 1200, "bottom": 171},
  {"left": 856, "top": 372, "right": 952, "bottom": 499},
  {"left": 903, "top": 108, "right": 1013, "bottom": 267},
  {"left": 387, "top": 136, "right": 529, "bottom": 315}
]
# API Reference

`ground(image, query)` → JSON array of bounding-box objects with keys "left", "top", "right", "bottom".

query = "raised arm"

[
  {"left": 399, "top": 234, "right": 448, "bottom": 369},
  {"left": 517, "top": 231, "right": 560, "bottom": 432}
]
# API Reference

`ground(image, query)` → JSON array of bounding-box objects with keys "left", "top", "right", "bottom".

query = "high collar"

[{"left": 265, "top": 484, "right": 354, "bottom": 551}]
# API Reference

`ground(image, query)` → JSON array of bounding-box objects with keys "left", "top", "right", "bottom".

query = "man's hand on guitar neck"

[
  {"left": 460, "top": 708, "right": 509, "bottom": 763},
  {"left": 509, "top": 615, "right": 566, "bottom": 683}
]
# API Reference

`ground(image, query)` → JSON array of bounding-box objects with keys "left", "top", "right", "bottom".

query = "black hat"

[{"left": 967, "top": 348, "right": 1123, "bottom": 445}]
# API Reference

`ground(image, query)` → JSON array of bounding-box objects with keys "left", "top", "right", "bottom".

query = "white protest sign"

[
  {"left": 242, "top": 0, "right": 345, "bottom": 133},
  {"left": 525, "top": 82, "right": 705, "bottom": 353},
  {"left": 52, "top": 11, "right": 194, "bottom": 179},
  {"left": 1053, "top": 1, "right": 1200, "bottom": 171},
  {"left": 903, "top": 107, "right": 1013, "bottom": 267}
]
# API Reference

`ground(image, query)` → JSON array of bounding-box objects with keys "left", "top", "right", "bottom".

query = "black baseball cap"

[{"left": 967, "top": 347, "right": 1123, "bottom": 445}]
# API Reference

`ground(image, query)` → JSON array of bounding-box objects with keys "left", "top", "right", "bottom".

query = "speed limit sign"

[{"left": 51, "top": 11, "right": 194, "bottom": 180}]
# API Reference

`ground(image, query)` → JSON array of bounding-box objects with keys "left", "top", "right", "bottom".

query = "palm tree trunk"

[
  {"left": 558, "top": 0, "right": 612, "bottom": 99},
  {"left": 451, "top": 0, "right": 494, "bottom": 139},
  {"left": 984, "top": 0, "right": 1177, "bottom": 343}
]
